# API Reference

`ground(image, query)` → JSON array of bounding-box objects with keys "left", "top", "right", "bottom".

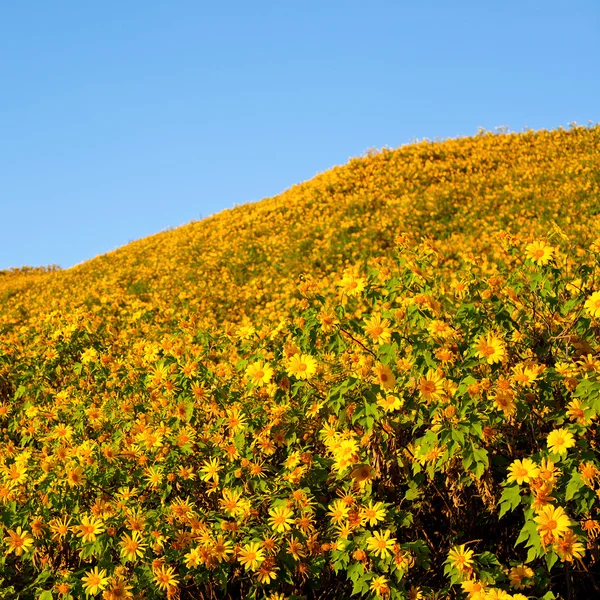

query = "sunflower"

[
  {"left": 119, "top": 530, "right": 147, "bottom": 562},
  {"left": 363, "top": 314, "right": 392, "bottom": 344},
  {"left": 507, "top": 458, "right": 540, "bottom": 485},
  {"left": 360, "top": 500, "right": 386, "bottom": 526},
  {"left": 418, "top": 369, "right": 445, "bottom": 402},
  {"left": 350, "top": 464, "right": 376, "bottom": 486},
  {"left": 366, "top": 529, "right": 396, "bottom": 559},
  {"left": 534, "top": 505, "right": 571, "bottom": 543},
  {"left": 584, "top": 290, "right": 600, "bottom": 318},
  {"left": 547, "top": 428, "right": 576, "bottom": 456},
  {"left": 75, "top": 514, "right": 105, "bottom": 544},
  {"left": 268, "top": 505, "right": 294, "bottom": 533},
  {"left": 554, "top": 529, "right": 585, "bottom": 562},
  {"left": 372, "top": 363, "right": 396, "bottom": 390},
  {"left": 81, "top": 566, "right": 110, "bottom": 596},
  {"left": 153, "top": 564, "right": 179, "bottom": 592},
  {"left": 3, "top": 526, "right": 34, "bottom": 556},
  {"left": 238, "top": 541, "right": 265, "bottom": 571},
  {"left": 246, "top": 360, "right": 274, "bottom": 386},
  {"left": 287, "top": 354, "right": 318, "bottom": 380},
  {"left": 508, "top": 564, "right": 534, "bottom": 589},
  {"left": 370, "top": 575, "right": 390, "bottom": 597},
  {"left": 525, "top": 240, "right": 555, "bottom": 265},
  {"left": 447, "top": 544, "right": 474, "bottom": 574},
  {"left": 474, "top": 333, "right": 506, "bottom": 364}
]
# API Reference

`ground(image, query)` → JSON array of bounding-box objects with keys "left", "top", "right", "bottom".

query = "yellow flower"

[
  {"left": 508, "top": 564, "right": 534, "bottom": 589},
  {"left": 534, "top": 505, "right": 571, "bottom": 542},
  {"left": 268, "top": 505, "right": 294, "bottom": 533},
  {"left": 554, "top": 529, "right": 585, "bottom": 562},
  {"left": 3, "top": 526, "right": 34, "bottom": 556},
  {"left": 76, "top": 514, "right": 105, "bottom": 544},
  {"left": 372, "top": 363, "right": 396, "bottom": 390},
  {"left": 119, "top": 530, "right": 147, "bottom": 562},
  {"left": 418, "top": 369, "right": 445, "bottom": 401},
  {"left": 238, "top": 541, "right": 265, "bottom": 571},
  {"left": 584, "top": 290, "right": 600, "bottom": 318},
  {"left": 144, "top": 466, "right": 163, "bottom": 488},
  {"left": 376, "top": 394, "right": 403, "bottom": 412},
  {"left": 287, "top": 354, "right": 317, "bottom": 380},
  {"left": 547, "top": 428, "right": 576, "bottom": 455},
  {"left": 338, "top": 271, "right": 366, "bottom": 296},
  {"left": 370, "top": 575, "right": 390, "bottom": 597},
  {"left": 461, "top": 579, "right": 487, "bottom": 598},
  {"left": 506, "top": 458, "right": 540, "bottom": 485},
  {"left": 199, "top": 457, "right": 222, "bottom": 483},
  {"left": 360, "top": 500, "right": 387, "bottom": 526},
  {"left": 447, "top": 544, "right": 474, "bottom": 574},
  {"left": 81, "top": 566, "right": 110, "bottom": 595},
  {"left": 350, "top": 464, "right": 376, "bottom": 486},
  {"left": 366, "top": 529, "right": 396, "bottom": 559},
  {"left": 153, "top": 564, "right": 179, "bottom": 592},
  {"left": 246, "top": 360, "right": 274, "bottom": 386},
  {"left": 49, "top": 516, "right": 71, "bottom": 542},
  {"left": 326, "top": 498, "right": 350, "bottom": 524},
  {"left": 364, "top": 314, "right": 392, "bottom": 344},
  {"left": 212, "top": 535, "right": 233, "bottom": 562},
  {"left": 525, "top": 240, "right": 554, "bottom": 265},
  {"left": 474, "top": 333, "right": 506, "bottom": 364}
]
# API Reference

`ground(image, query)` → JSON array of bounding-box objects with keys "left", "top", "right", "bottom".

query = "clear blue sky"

[{"left": 1, "top": 1, "right": 598, "bottom": 270}]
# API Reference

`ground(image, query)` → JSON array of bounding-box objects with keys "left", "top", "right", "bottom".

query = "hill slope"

[{"left": 1, "top": 125, "right": 600, "bottom": 599}]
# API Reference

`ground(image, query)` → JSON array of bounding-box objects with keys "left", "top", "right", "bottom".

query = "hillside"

[{"left": 1, "top": 125, "right": 600, "bottom": 599}]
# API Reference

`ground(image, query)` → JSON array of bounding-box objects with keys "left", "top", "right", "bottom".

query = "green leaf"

[
  {"left": 39, "top": 592, "right": 53, "bottom": 600},
  {"left": 498, "top": 484, "right": 521, "bottom": 518},
  {"left": 545, "top": 550, "right": 559, "bottom": 571},
  {"left": 526, "top": 544, "right": 542, "bottom": 563},
  {"left": 565, "top": 471, "right": 584, "bottom": 501}
]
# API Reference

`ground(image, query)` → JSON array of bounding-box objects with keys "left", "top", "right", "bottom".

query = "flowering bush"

[{"left": 1, "top": 125, "right": 600, "bottom": 599}]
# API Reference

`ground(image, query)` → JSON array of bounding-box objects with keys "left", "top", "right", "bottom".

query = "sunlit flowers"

[
  {"left": 81, "top": 566, "right": 110, "bottom": 595},
  {"left": 363, "top": 314, "right": 392, "bottom": 344},
  {"left": 376, "top": 394, "right": 403, "bottom": 412},
  {"left": 525, "top": 240, "right": 555, "bottom": 265},
  {"left": 546, "top": 428, "right": 576, "bottom": 456},
  {"left": 199, "top": 457, "right": 222, "bottom": 483},
  {"left": 366, "top": 529, "right": 396, "bottom": 559},
  {"left": 372, "top": 363, "right": 396, "bottom": 390},
  {"left": 119, "top": 530, "right": 147, "bottom": 562},
  {"left": 474, "top": 333, "right": 506, "bottom": 364},
  {"left": 554, "top": 529, "right": 585, "bottom": 562},
  {"left": 153, "top": 564, "right": 179, "bottom": 592},
  {"left": 508, "top": 564, "right": 534, "bottom": 589},
  {"left": 246, "top": 360, "right": 274, "bottom": 386},
  {"left": 534, "top": 505, "right": 571, "bottom": 542},
  {"left": 418, "top": 369, "right": 445, "bottom": 402},
  {"left": 370, "top": 575, "right": 390, "bottom": 597},
  {"left": 360, "top": 500, "right": 387, "bottom": 526},
  {"left": 584, "top": 290, "right": 600, "bottom": 318},
  {"left": 238, "top": 541, "right": 265, "bottom": 571},
  {"left": 447, "top": 544, "right": 474, "bottom": 574},
  {"left": 76, "top": 514, "right": 105, "bottom": 544},
  {"left": 268, "top": 505, "right": 294, "bottom": 533},
  {"left": 506, "top": 458, "right": 540, "bottom": 485},
  {"left": 350, "top": 464, "right": 376, "bottom": 486},
  {"left": 338, "top": 271, "right": 366, "bottom": 296},
  {"left": 3, "top": 526, "right": 34, "bottom": 556},
  {"left": 287, "top": 353, "right": 317, "bottom": 380}
]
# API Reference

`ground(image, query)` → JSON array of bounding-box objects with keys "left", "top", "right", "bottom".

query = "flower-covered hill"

[
  {"left": 2, "top": 125, "right": 599, "bottom": 333},
  {"left": 1, "top": 125, "right": 600, "bottom": 600}
]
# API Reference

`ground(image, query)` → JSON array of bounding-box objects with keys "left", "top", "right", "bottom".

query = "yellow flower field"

[{"left": 1, "top": 125, "right": 600, "bottom": 598}]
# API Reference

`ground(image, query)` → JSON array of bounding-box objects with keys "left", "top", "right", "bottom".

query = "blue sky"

[{"left": 1, "top": 1, "right": 598, "bottom": 270}]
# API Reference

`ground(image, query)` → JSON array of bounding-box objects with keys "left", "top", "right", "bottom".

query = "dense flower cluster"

[{"left": 1, "top": 125, "right": 600, "bottom": 599}]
